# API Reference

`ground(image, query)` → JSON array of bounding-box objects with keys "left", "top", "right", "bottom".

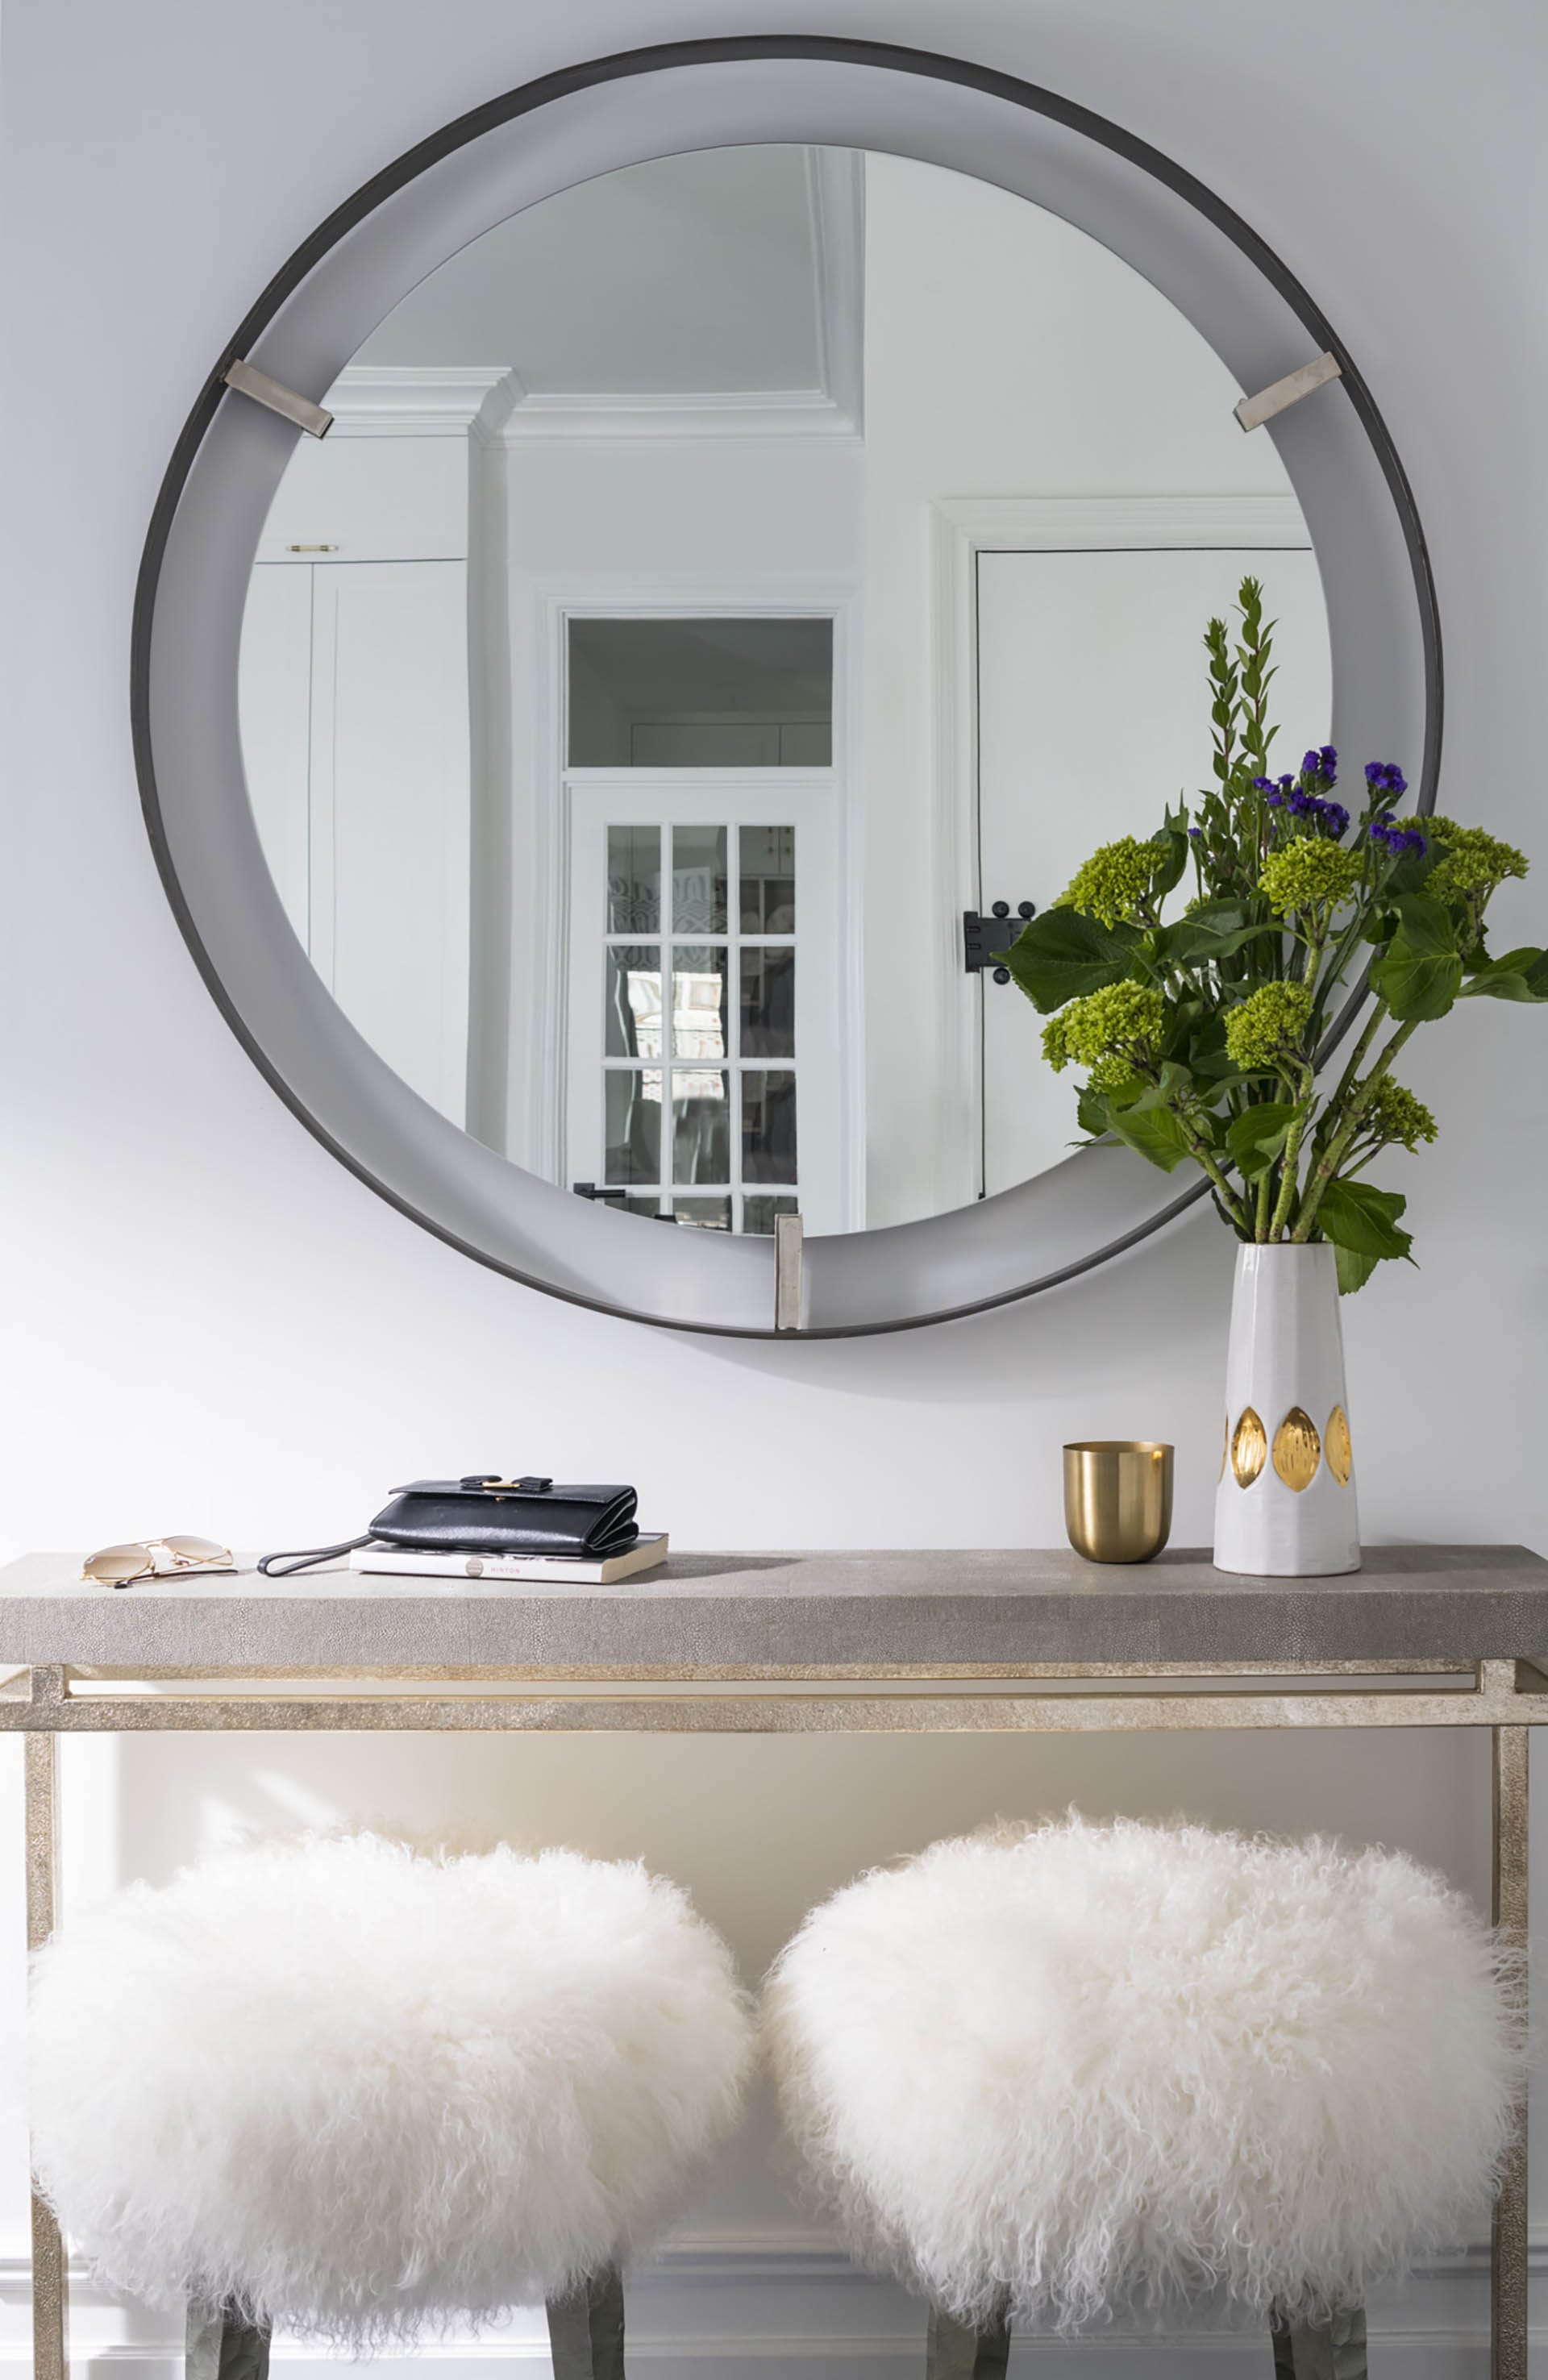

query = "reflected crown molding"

[
  {"left": 500, "top": 384, "right": 859, "bottom": 441},
  {"left": 324, "top": 363, "right": 520, "bottom": 439},
  {"left": 326, "top": 364, "right": 859, "bottom": 444}
]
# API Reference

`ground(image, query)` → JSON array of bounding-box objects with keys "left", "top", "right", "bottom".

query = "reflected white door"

[
  {"left": 239, "top": 559, "right": 471, "bottom": 1126},
  {"left": 564, "top": 779, "right": 846, "bottom": 1235},
  {"left": 976, "top": 545, "right": 1333, "bottom": 1197}
]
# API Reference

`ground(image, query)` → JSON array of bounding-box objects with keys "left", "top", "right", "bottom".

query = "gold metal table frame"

[{"left": 5, "top": 1646, "right": 1539, "bottom": 2380}]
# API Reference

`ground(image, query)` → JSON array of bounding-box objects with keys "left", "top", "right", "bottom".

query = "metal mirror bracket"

[{"left": 134, "top": 37, "right": 1439, "bottom": 1338}]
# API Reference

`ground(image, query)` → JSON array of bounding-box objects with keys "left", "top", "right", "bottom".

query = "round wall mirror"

[{"left": 136, "top": 40, "right": 1438, "bottom": 1334}]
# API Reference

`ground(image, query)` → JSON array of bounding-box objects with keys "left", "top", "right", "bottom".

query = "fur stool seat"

[
  {"left": 764, "top": 1815, "right": 1517, "bottom": 2377},
  {"left": 30, "top": 1833, "right": 753, "bottom": 2373}
]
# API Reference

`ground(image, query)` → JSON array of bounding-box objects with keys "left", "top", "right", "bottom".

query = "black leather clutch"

[
  {"left": 372, "top": 1476, "right": 639, "bottom": 1558},
  {"left": 258, "top": 1474, "right": 639, "bottom": 1575}
]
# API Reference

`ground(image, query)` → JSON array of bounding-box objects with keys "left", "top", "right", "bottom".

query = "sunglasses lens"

[
  {"left": 83, "top": 1544, "right": 151, "bottom": 1584},
  {"left": 161, "top": 1536, "right": 231, "bottom": 1565}
]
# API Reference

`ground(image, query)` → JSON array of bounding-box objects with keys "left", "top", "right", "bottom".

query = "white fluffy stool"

[
  {"left": 29, "top": 1833, "right": 754, "bottom": 2374},
  {"left": 764, "top": 1815, "right": 1517, "bottom": 2378}
]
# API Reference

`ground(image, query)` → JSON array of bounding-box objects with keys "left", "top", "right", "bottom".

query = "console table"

[{"left": 3, "top": 1542, "right": 1545, "bottom": 2378}]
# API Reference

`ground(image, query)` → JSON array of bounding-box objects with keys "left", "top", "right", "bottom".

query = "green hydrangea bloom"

[
  {"left": 1059, "top": 837, "right": 1159, "bottom": 928},
  {"left": 1359, "top": 1075, "right": 1438, "bottom": 1150},
  {"left": 1085, "top": 1054, "right": 1142, "bottom": 1096},
  {"left": 1259, "top": 839, "right": 1364, "bottom": 917},
  {"left": 1422, "top": 814, "right": 1529, "bottom": 903},
  {"left": 1041, "top": 981, "right": 1165, "bottom": 1074},
  {"left": 1222, "top": 980, "right": 1314, "bottom": 1069}
]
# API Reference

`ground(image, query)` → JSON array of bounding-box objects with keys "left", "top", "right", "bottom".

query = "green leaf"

[
  {"left": 1075, "top": 1083, "right": 1110, "bottom": 1138},
  {"left": 1370, "top": 944, "right": 1463, "bottom": 1021},
  {"left": 1196, "top": 1067, "right": 1277, "bottom": 1105},
  {"left": 1225, "top": 1099, "right": 1303, "bottom": 1179},
  {"left": 1150, "top": 805, "right": 1191, "bottom": 900},
  {"left": 1103, "top": 1101, "right": 1193, "bottom": 1173},
  {"left": 1158, "top": 900, "right": 1274, "bottom": 967},
  {"left": 1113, "top": 1060, "right": 1195, "bottom": 1117},
  {"left": 1387, "top": 893, "right": 1455, "bottom": 952},
  {"left": 1457, "top": 945, "right": 1548, "bottom": 1002},
  {"left": 997, "top": 909, "right": 1139, "bottom": 1014},
  {"left": 1334, "top": 1242, "right": 1382, "bottom": 1296},
  {"left": 1367, "top": 893, "right": 1463, "bottom": 1021},
  {"left": 1317, "top": 1177, "right": 1413, "bottom": 1263},
  {"left": 1384, "top": 841, "right": 1440, "bottom": 897}
]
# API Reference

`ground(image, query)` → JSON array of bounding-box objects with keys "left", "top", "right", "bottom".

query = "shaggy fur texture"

[
  {"left": 763, "top": 1815, "right": 1517, "bottom": 2331},
  {"left": 30, "top": 1834, "right": 753, "bottom": 2345}
]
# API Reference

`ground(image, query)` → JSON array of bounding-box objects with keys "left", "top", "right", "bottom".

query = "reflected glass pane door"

[
  {"left": 605, "top": 946, "right": 663, "bottom": 1059},
  {"left": 566, "top": 784, "right": 845, "bottom": 1234},
  {"left": 740, "top": 947, "right": 795, "bottom": 1059},
  {"left": 603, "top": 1068, "right": 662, "bottom": 1184},
  {"left": 742, "top": 1068, "right": 797, "bottom": 1184},
  {"left": 672, "top": 947, "right": 729, "bottom": 1060},
  {"left": 740, "top": 826, "right": 797, "bottom": 931},
  {"left": 607, "top": 826, "right": 662, "bottom": 933},
  {"left": 672, "top": 829, "right": 728, "bottom": 933}
]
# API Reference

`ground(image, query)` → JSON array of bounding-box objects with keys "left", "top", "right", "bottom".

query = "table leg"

[
  {"left": 1492, "top": 1724, "right": 1529, "bottom": 2380},
  {"left": 25, "top": 1726, "right": 68, "bottom": 2380}
]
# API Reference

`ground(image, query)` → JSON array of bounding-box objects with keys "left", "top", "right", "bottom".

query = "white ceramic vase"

[{"left": 1212, "top": 1242, "right": 1360, "bottom": 1576}]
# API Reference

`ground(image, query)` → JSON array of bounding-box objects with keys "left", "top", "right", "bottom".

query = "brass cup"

[{"left": 1063, "top": 1441, "right": 1174, "bottom": 1564}]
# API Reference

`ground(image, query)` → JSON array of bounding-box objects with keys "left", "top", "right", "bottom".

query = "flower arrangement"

[{"left": 1002, "top": 578, "right": 1546, "bottom": 1291}]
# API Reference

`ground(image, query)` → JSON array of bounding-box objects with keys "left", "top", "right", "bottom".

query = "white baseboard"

[{"left": 0, "top": 2228, "right": 1539, "bottom": 2374}]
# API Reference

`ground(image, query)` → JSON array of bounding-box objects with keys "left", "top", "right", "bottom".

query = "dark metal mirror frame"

[{"left": 131, "top": 35, "right": 1440, "bottom": 1338}]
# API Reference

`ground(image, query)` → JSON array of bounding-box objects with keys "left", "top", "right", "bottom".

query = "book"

[{"left": 349, "top": 1534, "right": 668, "bottom": 1586}]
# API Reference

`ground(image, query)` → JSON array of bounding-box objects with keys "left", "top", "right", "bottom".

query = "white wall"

[{"left": 2, "top": 1, "right": 1546, "bottom": 2371}]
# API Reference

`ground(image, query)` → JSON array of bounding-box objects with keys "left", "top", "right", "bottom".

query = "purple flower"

[
  {"left": 1188, "top": 826, "right": 1204, "bottom": 840},
  {"left": 1371, "top": 819, "right": 1427, "bottom": 859},
  {"left": 1363, "top": 761, "right": 1409, "bottom": 803},
  {"left": 1250, "top": 776, "right": 1276, "bottom": 793},
  {"left": 1267, "top": 792, "right": 1284, "bottom": 808}
]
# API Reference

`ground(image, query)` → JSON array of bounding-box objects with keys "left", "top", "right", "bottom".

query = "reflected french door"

[{"left": 564, "top": 778, "right": 844, "bottom": 1236}]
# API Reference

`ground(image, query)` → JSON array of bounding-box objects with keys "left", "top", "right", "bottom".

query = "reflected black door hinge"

[{"left": 963, "top": 901, "right": 1035, "bottom": 982}]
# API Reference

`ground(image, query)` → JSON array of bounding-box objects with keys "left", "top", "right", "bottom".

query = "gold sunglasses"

[{"left": 81, "top": 1537, "right": 235, "bottom": 1588}]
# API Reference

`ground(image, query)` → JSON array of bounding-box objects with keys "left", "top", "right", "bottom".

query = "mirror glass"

[{"left": 239, "top": 145, "right": 1332, "bottom": 1238}]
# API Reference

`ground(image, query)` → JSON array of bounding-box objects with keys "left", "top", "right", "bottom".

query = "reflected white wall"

[{"left": 858, "top": 154, "right": 1306, "bottom": 1225}]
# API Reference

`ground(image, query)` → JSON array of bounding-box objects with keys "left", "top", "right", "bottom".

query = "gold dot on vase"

[
  {"left": 1231, "top": 1407, "right": 1267, "bottom": 1489},
  {"left": 1272, "top": 1407, "right": 1322, "bottom": 1493}
]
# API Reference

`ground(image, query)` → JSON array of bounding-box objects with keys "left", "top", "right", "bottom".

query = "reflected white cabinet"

[{"left": 239, "top": 555, "right": 471, "bottom": 1127}]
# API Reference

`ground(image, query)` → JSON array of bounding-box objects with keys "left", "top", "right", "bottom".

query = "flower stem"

[
  {"left": 1267, "top": 1067, "right": 1315, "bottom": 1240},
  {"left": 1323, "top": 996, "right": 1387, "bottom": 1125},
  {"left": 1291, "top": 1015, "right": 1419, "bottom": 1240},
  {"left": 1255, "top": 1165, "right": 1272, "bottom": 1241},
  {"left": 1176, "top": 1112, "right": 1252, "bottom": 1234}
]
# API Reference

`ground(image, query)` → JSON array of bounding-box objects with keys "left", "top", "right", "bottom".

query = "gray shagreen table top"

[{"left": 0, "top": 1546, "right": 1545, "bottom": 1671}]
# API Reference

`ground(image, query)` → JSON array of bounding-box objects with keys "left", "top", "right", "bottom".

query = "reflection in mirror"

[{"left": 239, "top": 144, "right": 1331, "bottom": 1240}]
